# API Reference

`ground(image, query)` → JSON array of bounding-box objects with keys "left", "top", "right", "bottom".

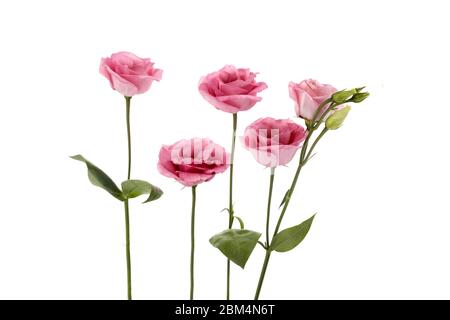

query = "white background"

[{"left": 0, "top": 0, "right": 449, "bottom": 300}]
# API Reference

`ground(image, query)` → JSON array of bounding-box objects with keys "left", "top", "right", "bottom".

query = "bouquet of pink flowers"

[{"left": 72, "top": 52, "right": 369, "bottom": 300}]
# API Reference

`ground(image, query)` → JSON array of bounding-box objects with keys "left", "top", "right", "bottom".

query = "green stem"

[
  {"left": 190, "top": 186, "right": 197, "bottom": 300},
  {"left": 124, "top": 96, "right": 132, "bottom": 300},
  {"left": 254, "top": 167, "right": 275, "bottom": 300},
  {"left": 226, "top": 113, "right": 237, "bottom": 300},
  {"left": 124, "top": 200, "right": 132, "bottom": 300},
  {"left": 254, "top": 250, "right": 271, "bottom": 300},
  {"left": 304, "top": 128, "right": 328, "bottom": 164},
  {"left": 125, "top": 96, "right": 132, "bottom": 180},
  {"left": 226, "top": 259, "right": 231, "bottom": 300},
  {"left": 265, "top": 168, "right": 276, "bottom": 246}
]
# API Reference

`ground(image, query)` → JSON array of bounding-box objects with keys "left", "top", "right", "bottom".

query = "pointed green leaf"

[
  {"left": 209, "top": 229, "right": 261, "bottom": 268},
  {"left": 279, "top": 189, "right": 290, "bottom": 209},
  {"left": 71, "top": 154, "right": 124, "bottom": 201},
  {"left": 271, "top": 214, "right": 316, "bottom": 253},
  {"left": 234, "top": 216, "right": 245, "bottom": 229},
  {"left": 121, "top": 179, "right": 163, "bottom": 203}
]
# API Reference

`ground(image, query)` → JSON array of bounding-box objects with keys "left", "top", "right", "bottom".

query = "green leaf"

[
  {"left": 234, "top": 216, "right": 245, "bottom": 229},
  {"left": 209, "top": 229, "right": 261, "bottom": 268},
  {"left": 271, "top": 214, "right": 316, "bottom": 253},
  {"left": 326, "top": 106, "right": 351, "bottom": 130},
  {"left": 279, "top": 189, "right": 290, "bottom": 209},
  {"left": 121, "top": 179, "right": 163, "bottom": 203},
  {"left": 71, "top": 154, "right": 124, "bottom": 201}
]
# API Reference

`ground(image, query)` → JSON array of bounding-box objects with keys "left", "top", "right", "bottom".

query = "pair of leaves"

[
  {"left": 210, "top": 214, "right": 316, "bottom": 268},
  {"left": 210, "top": 229, "right": 261, "bottom": 269},
  {"left": 71, "top": 155, "right": 163, "bottom": 203},
  {"left": 220, "top": 208, "right": 245, "bottom": 230}
]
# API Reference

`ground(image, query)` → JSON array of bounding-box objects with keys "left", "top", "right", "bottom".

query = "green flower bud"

[
  {"left": 326, "top": 106, "right": 351, "bottom": 130},
  {"left": 332, "top": 89, "right": 357, "bottom": 103},
  {"left": 350, "top": 92, "right": 370, "bottom": 103}
]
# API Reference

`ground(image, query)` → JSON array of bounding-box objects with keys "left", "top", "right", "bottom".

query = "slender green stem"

[
  {"left": 125, "top": 96, "right": 132, "bottom": 180},
  {"left": 226, "top": 263, "right": 231, "bottom": 299},
  {"left": 273, "top": 160, "right": 304, "bottom": 237},
  {"left": 226, "top": 112, "right": 237, "bottom": 300},
  {"left": 254, "top": 250, "right": 271, "bottom": 300},
  {"left": 228, "top": 113, "right": 237, "bottom": 224},
  {"left": 254, "top": 167, "right": 276, "bottom": 300},
  {"left": 124, "top": 96, "right": 132, "bottom": 300},
  {"left": 124, "top": 200, "right": 132, "bottom": 300},
  {"left": 190, "top": 186, "right": 197, "bottom": 300},
  {"left": 304, "top": 128, "right": 328, "bottom": 164},
  {"left": 265, "top": 168, "right": 276, "bottom": 246},
  {"left": 226, "top": 260, "right": 231, "bottom": 300}
]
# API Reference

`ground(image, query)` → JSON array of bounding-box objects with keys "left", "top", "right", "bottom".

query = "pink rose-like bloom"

[
  {"left": 100, "top": 51, "right": 162, "bottom": 97},
  {"left": 199, "top": 65, "right": 268, "bottom": 113},
  {"left": 158, "top": 138, "right": 230, "bottom": 187},
  {"left": 241, "top": 118, "right": 307, "bottom": 168},
  {"left": 289, "top": 79, "right": 337, "bottom": 121}
]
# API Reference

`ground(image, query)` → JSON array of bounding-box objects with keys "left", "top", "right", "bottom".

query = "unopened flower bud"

[
  {"left": 332, "top": 89, "right": 357, "bottom": 104},
  {"left": 350, "top": 92, "right": 370, "bottom": 103},
  {"left": 325, "top": 106, "right": 351, "bottom": 130}
]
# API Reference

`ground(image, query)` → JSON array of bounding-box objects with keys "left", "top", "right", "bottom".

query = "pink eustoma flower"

[
  {"left": 199, "top": 65, "right": 268, "bottom": 113},
  {"left": 100, "top": 51, "right": 162, "bottom": 97},
  {"left": 289, "top": 79, "right": 337, "bottom": 121},
  {"left": 158, "top": 138, "right": 230, "bottom": 187},
  {"left": 242, "top": 118, "right": 307, "bottom": 168}
]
